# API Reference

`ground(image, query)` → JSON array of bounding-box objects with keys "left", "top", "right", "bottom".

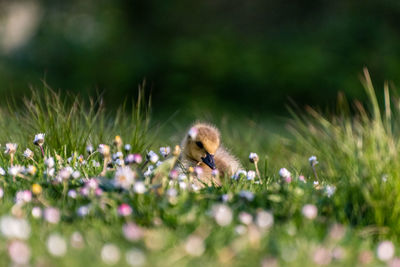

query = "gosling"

[{"left": 179, "top": 122, "right": 241, "bottom": 186}]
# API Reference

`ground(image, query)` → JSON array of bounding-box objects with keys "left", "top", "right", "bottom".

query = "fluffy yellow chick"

[{"left": 179, "top": 122, "right": 241, "bottom": 185}]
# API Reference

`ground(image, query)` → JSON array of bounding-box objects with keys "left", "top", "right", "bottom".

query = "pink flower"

[
  {"left": 134, "top": 154, "right": 143, "bottom": 164},
  {"left": 80, "top": 187, "right": 89, "bottom": 196},
  {"left": 95, "top": 188, "right": 103, "bottom": 196},
  {"left": 169, "top": 170, "right": 179, "bottom": 179},
  {"left": 44, "top": 207, "right": 61, "bottom": 224},
  {"left": 279, "top": 168, "right": 292, "bottom": 183},
  {"left": 15, "top": 190, "right": 32, "bottom": 204},
  {"left": 118, "top": 204, "right": 132, "bottom": 217},
  {"left": 8, "top": 240, "right": 31, "bottom": 265},
  {"left": 86, "top": 178, "right": 98, "bottom": 189},
  {"left": 302, "top": 204, "right": 318, "bottom": 220},
  {"left": 122, "top": 222, "right": 143, "bottom": 241}
]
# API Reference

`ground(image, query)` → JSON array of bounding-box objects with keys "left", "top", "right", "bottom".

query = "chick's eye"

[{"left": 195, "top": 141, "right": 204, "bottom": 149}]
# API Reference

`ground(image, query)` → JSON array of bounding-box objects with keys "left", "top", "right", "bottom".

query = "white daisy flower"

[
  {"left": 98, "top": 144, "right": 110, "bottom": 157},
  {"left": 147, "top": 151, "right": 159, "bottom": 164},
  {"left": 133, "top": 181, "right": 146, "bottom": 194},
  {"left": 33, "top": 133, "right": 45, "bottom": 146},
  {"left": 44, "top": 157, "right": 55, "bottom": 168},
  {"left": 114, "top": 166, "right": 135, "bottom": 189},
  {"left": 5, "top": 143, "right": 17, "bottom": 154},
  {"left": 247, "top": 170, "right": 256, "bottom": 180},
  {"left": 279, "top": 168, "right": 291, "bottom": 179},
  {"left": 46, "top": 233, "right": 67, "bottom": 257},
  {"left": 86, "top": 144, "right": 94, "bottom": 154},
  {"left": 159, "top": 146, "right": 171, "bottom": 157},
  {"left": 249, "top": 152, "right": 259, "bottom": 163},
  {"left": 8, "top": 165, "right": 23, "bottom": 176},
  {"left": 377, "top": 241, "right": 395, "bottom": 261},
  {"left": 101, "top": 244, "right": 120, "bottom": 265},
  {"left": 212, "top": 204, "right": 233, "bottom": 226},
  {"left": 23, "top": 148, "right": 34, "bottom": 159},
  {"left": 309, "top": 155, "right": 318, "bottom": 166},
  {"left": 302, "top": 204, "right": 318, "bottom": 220}
]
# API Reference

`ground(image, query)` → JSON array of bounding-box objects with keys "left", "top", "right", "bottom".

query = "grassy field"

[{"left": 0, "top": 70, "right": 398, "bottom": 266}]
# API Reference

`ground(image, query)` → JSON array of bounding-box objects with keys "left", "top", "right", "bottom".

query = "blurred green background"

[{"left": 1, "top": 0, "right": 400, "bottom": 117}]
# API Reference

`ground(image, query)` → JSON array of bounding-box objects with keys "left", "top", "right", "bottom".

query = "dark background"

[{"left": 1, "top": 0, "right": 400, "bottom": 117}]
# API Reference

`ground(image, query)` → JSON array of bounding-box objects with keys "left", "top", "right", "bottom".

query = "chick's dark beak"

[{"left": 201, "top": 152, "right": 216, "bottom": 170}]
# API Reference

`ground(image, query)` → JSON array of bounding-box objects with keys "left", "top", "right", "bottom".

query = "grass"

[{"left": 0, "top": 70, "right": 398, "bottom": 266}]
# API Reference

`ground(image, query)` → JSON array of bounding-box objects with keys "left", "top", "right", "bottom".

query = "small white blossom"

[
  {"left": 98, "top": 144, "right": 110, "bottom": 156},
  {"left": 57, "top": 167, "right": 72, "bottom": 180},
  {"left": 101, "top": 244, "right": 121, "bottom": 265},
  {"left": 68, "top": 190, "right": 77, "bottom": 198},
  {"left": 0, "top": 216, "right": 31, "bottom": 240},
  {"left": 47, "top": 168, "right": 55, "bottom": 177},
  {"left": 115, "top": 158, "right": 124, "bottom": 166},
  {"left": 15, "top": 190, "right": 32, "bottom": 204},
  {"left": 33, "top": 133, "right": 45, "bottom": 146},
  {"left": 166, "top": 188, "right": 177, "bottom": 199},
  {"left": 114, "top": 166, "right": 135, "bottom": 189},
  {"left": 8, "top": 240, "right": 31, "bottom": 265},
  {"left": 72, "top": 171, "right": 81, "bottom": 179},
  {"left": 112, "top": 152, "right": 124, "bottom": 161},
  {"left": 91, "top": 160, "right": 100, "bottom": 168},
  {"left": 184, "top": 235, "right": 205, "bottom": 257},
  {"left": 8, "top": 165, "right": 23, "bottom": 176},
  {"left": 309, "top": 155, "right": 318, "bottom": 166},
  {"left": 179, "top": 181, "right": 187, "bottom": 190},
  {"left": 238, "top": 212, "right": 253, "bottom": 225},
  {"left": 279, "top": 168, "right": 291, "bottom": 178},
  {"left": 31, "top": 207, "right": 42, "bottom": 218},
  {"left": 302, "top": 204, "right": 318, "bottom": 220},
  {"left": 249, "top": 152, "right": 259, "bottom": 163},
  {"left": 143, "top": 166, "right": 154, "bottom": 177},
  {"left": 45, "top": 157, "right": 55, "bottom": 168},
  {"left": 0, "top": 167, "right": 5, "bottom": 176},
  {"left": 77, "top": 206, "right": 90, "bottom": 217},
  {"left": 5, "top": 143, "right": 17, "bottom": 154},
  {"left": 377, "top": 241, "right": 395, "bottom": 261},
  {"left": 134, "top": 181, "right": 146, "bottom": 194},
  {"left": 147, "top": 151, "right": 159, "bottom": 164},
  {"left": 47, "top": 233, "right": 67, "bottom": 257},
  {"left": 212, "top": 204, "right": 233, "bottom": 226},
  {"left": 325, "top": 185, "right": 336, "bottom": 197},
  {"left": 124, "top": 144, "right": 131, "bottom": 151},
  {"left": 247, "top": 170, "right": 256, "bottom": 180},
  {"left": 232, "top": 170, "right": 247, "bottom": 180},
  {"left": 70, "top": 231, "right": 85, "bottom": 249},
  {"left": 44, "top": 207, "right": 60, "bottom": 224},
  {"left": 86, "top": 144, "right": 94, "bottom": 154},
  {"left": 256, "top": 210, "right": 274, "bottom": 229},
  {"left": 23, "top": 148, "right": 34, "bottom": 159},
  {"left": 125, "top": 249, "right": 146, "bottom": 267},
  {"left": 159, "top": 146, "right": 171, "bottom": 157},
  {"left": 238, "top": 190, "right": 254, "bottom": 201},
  {"left": 26, "top": 165, "right": 37, "bottom": 175}
]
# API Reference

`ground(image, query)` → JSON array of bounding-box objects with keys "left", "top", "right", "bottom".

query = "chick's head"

[{"left": 183, "top": 123, "right": 220, "bottom": 169}]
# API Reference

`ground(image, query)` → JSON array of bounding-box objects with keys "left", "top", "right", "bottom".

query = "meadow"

[{"left": 0, "top": 70, "right": 399, "bottom": 266}]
